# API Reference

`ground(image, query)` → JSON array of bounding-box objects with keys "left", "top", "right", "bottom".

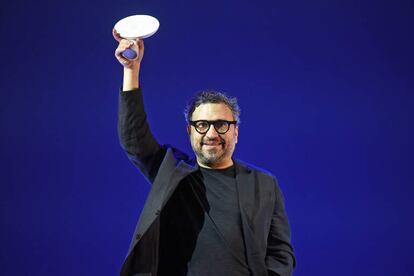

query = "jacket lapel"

[
  {"left": 235, "top": 160, "right": 267, "bottom": 275},
  {"left": 235, "top": 161, "right": 254, "bottom": 223},
  {"left": 134, "top": 150, "right": 197, "bottom": 241}
]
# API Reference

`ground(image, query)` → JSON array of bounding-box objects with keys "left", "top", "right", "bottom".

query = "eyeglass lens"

[{"left": 195, "top": 121, "right": 229, "bottom": 134}]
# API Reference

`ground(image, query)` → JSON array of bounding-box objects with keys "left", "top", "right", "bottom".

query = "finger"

[
  {"left": 137, "top": 39, "right": 144, "bottom": 51},
  {"left": 120, "top": 39, "right": 134, "bottom": 48},
  {"left": 115, "top": 45, "right": 130, "bottom": 56},
  {"left": 120, "top": 58, "right": 131, "bottom": 66},
  {"left": 137, "top": 39, "right": 144, "bottom": 59},
  {"left": 115, "top": 41, "right": 134, "bottom": 56},
  {"left": 115, "top": 52, "right": 132, "bottom": 66},
  {"left": 112, "top": 28, "right": 122, "bottom": 42},
  {"left": 115, "top": 44, "right": 137, "bottom": 63}
]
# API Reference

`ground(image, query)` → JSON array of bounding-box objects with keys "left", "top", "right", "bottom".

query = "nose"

[{"left": 205, "top": 124, "right": 219, "bottom": 138}]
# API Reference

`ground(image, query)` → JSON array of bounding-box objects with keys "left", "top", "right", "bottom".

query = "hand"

[{"left": 113, "top": 28, "right": 145, "bottom": 69}]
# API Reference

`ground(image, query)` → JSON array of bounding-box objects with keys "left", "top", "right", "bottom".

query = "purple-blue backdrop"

[{"left": 1, "top": 0, "right": 413, "bottom": 275}]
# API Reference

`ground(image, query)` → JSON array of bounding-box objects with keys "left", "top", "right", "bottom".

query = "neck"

[{"left": 197, "top": 158, "right": 234, "bottom": 169}]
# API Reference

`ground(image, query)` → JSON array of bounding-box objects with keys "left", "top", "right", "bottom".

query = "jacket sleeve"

[
  {"left": 266, "top": 178, "right": 296, "bottom": 276},
  {"left": 118, "top": 87, "right": 166, "bottom": 183}
]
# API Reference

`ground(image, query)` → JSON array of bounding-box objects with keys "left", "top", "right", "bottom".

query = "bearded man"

[{"left": 113, "top": 31, "right": 296, "bottom": 276}]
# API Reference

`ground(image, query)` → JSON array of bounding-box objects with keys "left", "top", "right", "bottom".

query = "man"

[{"left": 113, "top": 30, "right": 296, "bottom": 276}]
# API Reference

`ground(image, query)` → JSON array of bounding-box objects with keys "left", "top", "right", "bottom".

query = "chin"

[{"left": 202, "top": 153, "right": 224, "bottom": 165}]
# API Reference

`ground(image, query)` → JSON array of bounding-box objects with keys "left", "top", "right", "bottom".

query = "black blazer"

[{"left": 118, "top": 88, "right": 295, "bottom": 276}]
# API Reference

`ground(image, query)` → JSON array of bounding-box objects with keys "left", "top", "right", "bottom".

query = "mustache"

[{"left": 201, "top": 138, "right": 225, "bottom": 145}]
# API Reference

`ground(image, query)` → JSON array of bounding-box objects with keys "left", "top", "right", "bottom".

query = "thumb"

[
  {"left": 136, "top": 39, "right": 145, "bottom": 53},
  {"left": 112, "top": 28, "right": 122, "bottom": 42}
]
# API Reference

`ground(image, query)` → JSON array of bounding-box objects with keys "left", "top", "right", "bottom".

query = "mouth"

[
  {"left": 201, "top": 142, "right": 224, "bottom": 148},
  {"left": 203, "top": 144, "right": 220, "bottom": 149}
]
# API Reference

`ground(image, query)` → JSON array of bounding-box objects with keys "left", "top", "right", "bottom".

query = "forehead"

[{"left": 192, "top": 103, "right": 234, "bottom": 120}]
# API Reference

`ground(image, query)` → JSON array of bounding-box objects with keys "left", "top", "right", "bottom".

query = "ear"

[
  {"left": 187, "top": 125, "right": 191, "bottom": 135},
  {"left": 234, "top": 125, "right": 239, "bottom": 144}
]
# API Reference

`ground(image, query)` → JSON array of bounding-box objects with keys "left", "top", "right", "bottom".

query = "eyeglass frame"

[{"left": 188, "top": 120, "right": 238, "bottom": 134}]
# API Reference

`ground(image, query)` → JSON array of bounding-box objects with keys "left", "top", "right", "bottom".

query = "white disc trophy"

[{"left": 114, "top": 15, "right": 160, "bottom": 59}]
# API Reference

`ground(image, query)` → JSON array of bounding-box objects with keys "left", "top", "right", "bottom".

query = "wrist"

[
  {"left": 123, "top": 63, "right": 140, "bottom": 90},
  {"left": 124, "top": 61, "right": 140, "bottom": 73}
]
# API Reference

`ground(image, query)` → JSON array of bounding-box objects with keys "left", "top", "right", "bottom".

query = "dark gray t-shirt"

[{"left": 157, "top": 165, "right": 250, "bottom": 276}]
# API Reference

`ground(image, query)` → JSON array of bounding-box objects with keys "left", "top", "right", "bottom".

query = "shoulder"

[
  {"left": 234, "top": 159, "right": 276, "bottom": 180},
  {"left": 235, "top": 159, "right": 282, "bottom": 201},
  {"left": 162, "top": 144, "right": 196, "bottom": 166}
]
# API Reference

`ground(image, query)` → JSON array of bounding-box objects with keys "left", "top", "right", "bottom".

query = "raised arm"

[
  {"left": 114, "top": 29, "right": 165, "bottom": 182},
  {"left": 113, "top": 28, "right": 143, "bottom": 90}
]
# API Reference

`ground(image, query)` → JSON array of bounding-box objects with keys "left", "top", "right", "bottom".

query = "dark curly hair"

[{"left": 184, "top": 90, "right": 241, "bottom": 124}]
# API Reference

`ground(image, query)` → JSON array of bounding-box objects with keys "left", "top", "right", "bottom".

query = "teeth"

[{"left": 202, "top": 142, "right": 223, "bottom": 146}]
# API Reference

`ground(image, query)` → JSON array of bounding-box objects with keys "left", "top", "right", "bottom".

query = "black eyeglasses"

[{"left": 189, "top": 120, "right": 237, "bottom": 134}]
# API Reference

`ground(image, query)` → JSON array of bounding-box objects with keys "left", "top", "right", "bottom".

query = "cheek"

[
  {"left": 190, "top": 134, "right": 201, "bottom": 145},
  {"left": 228, "top": 133, "right": 238, "bottom": 145}
]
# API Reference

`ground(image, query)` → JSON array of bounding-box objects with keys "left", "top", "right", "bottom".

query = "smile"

[
  {"left": 202, "top": 142, "right": 223, "bottom": 146},
  {"left": 201, "top": 143, "right": 224, "bottom": 150}
]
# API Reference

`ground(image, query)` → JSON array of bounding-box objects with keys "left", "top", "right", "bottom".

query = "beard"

[{"left": 191, "top": 137, "right": 233, "bottom": 167}]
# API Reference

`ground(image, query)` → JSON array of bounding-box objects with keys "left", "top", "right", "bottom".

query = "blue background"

[{"left": 1, "top": 0, "right": 413, "bottom": 275}]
